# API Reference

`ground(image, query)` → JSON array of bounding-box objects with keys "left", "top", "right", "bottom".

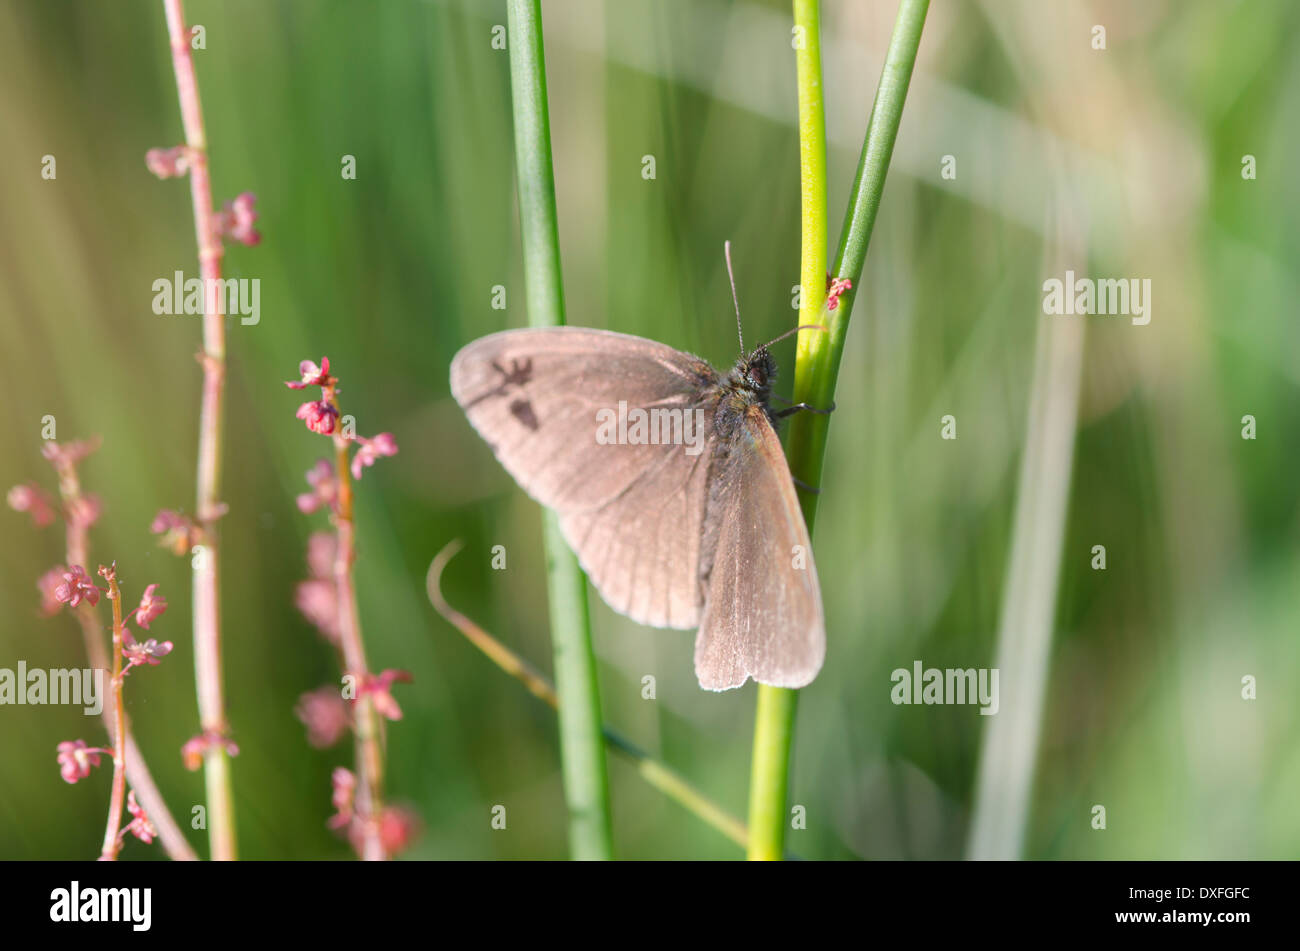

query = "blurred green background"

[{"left": 1, "top": 0, "right": 1297, "bottom": 860}]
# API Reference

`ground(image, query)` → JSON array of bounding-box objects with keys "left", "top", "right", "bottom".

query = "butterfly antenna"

[
  {"left": 725, "top": 240, "right": 744, "bottom": 356},
  {"left": 758, "top": 323, "right": 828, "bottom": 352}
]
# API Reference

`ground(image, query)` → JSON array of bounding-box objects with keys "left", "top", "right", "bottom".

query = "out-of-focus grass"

[{"left": 0, "top": 0, "right": 1296, "bottom": 860}]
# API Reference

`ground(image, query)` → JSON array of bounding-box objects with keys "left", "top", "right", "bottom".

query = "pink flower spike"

[
  {"left": 295, "top": 686, "right": 351, "bottom": 749},
  {"left": 350, "top": 432, "right": 399, "bottom": 480},
  {"left": 57, "top": 740, "right": 107, "bottom": 784},
  {"left": 38, "top": 566, "right": 66, "bottom": 617},
  {"left": 134, "top": 584, "right": 168, "bottom": 630},
  {"left": 328, "top": 767, "right": 357, "bottom": 830},
  {"left": 7, "top": 483, "right": 56, "bottom": 527},
  {"left": 122, "top": 629, "right": 174, "bottom": 668},
  {"left": 145, "top": 145, "right": 191, "bottom": 179},
  {"left": 297, "top": 399, "right": 339, "bottom": 436},
  {"left": 54, "top": 566, "right": 101, "bottom": 608},
  {"left": 124, "top": 790, "right": 158, "bottom": 845},
  {"left": 285, "top": 357, "right": 333, "bottom": 390}
]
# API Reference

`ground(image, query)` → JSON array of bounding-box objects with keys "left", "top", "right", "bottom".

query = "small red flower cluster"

[
  {"left": 215, "top": 192, "right": 261, "bottom": 247},
  {"left": 57, "top": 740, "right": 109, "bottom": 785},
  {"left": 285, "top": 357, "right": 399, "bottom": 478},
  {"left": 826, "top": 274, "right": 854, "bottom": 311},
  {"left": 48, "top": 571, "right": 175, "bottom": 677},
  {"left": 7, "top": 483, "right": 55, "bottom": 528}
]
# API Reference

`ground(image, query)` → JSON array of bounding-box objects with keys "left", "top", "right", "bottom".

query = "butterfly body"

[{"left": 450, "top": 327, "right": 824, "bottom": 691}]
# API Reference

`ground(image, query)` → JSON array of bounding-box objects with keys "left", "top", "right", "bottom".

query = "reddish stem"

[
  {"left": 162, "top": 0, "right": 236, "bottom": 860},
  {"left": 327, "top": 386, "right": 386, "bottom": 860},
  {"left": 99, "top": 573, "right": 128, "bottom": 861}
]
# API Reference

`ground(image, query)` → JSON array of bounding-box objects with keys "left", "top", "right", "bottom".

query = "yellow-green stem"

[
  {"left": 746, "top": 0, "right": 828, "bottom": 863},
  {"left": 749, "top": 0, "right": 930, "bottom": 861}
]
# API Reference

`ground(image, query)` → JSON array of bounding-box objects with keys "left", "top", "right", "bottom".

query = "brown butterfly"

[{"left": 449, "top": 252, "right": 826, "bottom": 691}]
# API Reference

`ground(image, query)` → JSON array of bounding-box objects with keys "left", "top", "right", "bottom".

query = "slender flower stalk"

[
  {"left": 287, "top": 359, "right": 406, "bottom": 860},
  {"left": 748, "top": 0, "right": 930, "bottom": 861},
  {"left": 505, "top": 0, "right": 613, "bottom": 861},
  {"left": 157, "top": 0, "right": 238, "bottom": 860},
  {"left": 98, "top": 569, "right": 129, "bottom": 860},
  {"left": 49, "top": 562, "right": 174, "bottom": 860},
  {"left": 38, "top": 442, "right": 197, "bottom": 861}
]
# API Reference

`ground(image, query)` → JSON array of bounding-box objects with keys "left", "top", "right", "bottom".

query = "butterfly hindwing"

[{"left": 694, "top": 403, "right": 825, "bottom": 690}]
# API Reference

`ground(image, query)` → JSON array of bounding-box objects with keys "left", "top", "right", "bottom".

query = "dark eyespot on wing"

[
  {"left": 508, "top": 397, "right": 539, "bottom": 431},
  {"left": 450, "top": 326, "right": 723, "bottom": 630}
]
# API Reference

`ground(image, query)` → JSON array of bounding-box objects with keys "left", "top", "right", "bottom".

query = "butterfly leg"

[
  {"left": 791, "top": 475, "right": 822, "bottom": 495},
  {"left": 774, "top": 398, "right": 835, "bottom": 419}
]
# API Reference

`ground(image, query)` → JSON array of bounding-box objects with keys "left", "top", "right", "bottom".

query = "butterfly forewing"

[
  {"left": 450, "top": 327, "right": 718, "bottom": 629},
  {"left": 694, "top": 404, "right": 825, "bottom": 690}
]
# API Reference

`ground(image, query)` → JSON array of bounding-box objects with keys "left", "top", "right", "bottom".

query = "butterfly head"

[{"left": 728, "top": 346, "right": 776, "bottom": 406}]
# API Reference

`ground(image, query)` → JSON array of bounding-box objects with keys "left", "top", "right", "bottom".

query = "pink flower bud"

[
  {"left": 328, "top": 767, "right": 356, "bottom": 830},
  {"left": 57, "top": 740, "right": 107, "bottom": 784},
  {"left": 216, "top": 191, "right": 261, "bottom": 247},
  {"left": 377, "top": 805, "right": 421, "bottom": 857},
  {"left": 66, "top": 494, "right": 102, "bottom": 529},
  {"left": 7, "top": 483, "right": 55, "bottom": 527},
  {"left": 295, "top": 578, "right": 340, "bottom": 644},
  {"left": 296, "top": 460, "right": 338, "bottom": 515},
  {"left": 122, "top": 629, "right": 174, "bottom": 668},
  {"left": 285, "top": 357, "right": 333, "bottom": 390},
  {"left": 297, "top": 400, "right": 339, "bottom": 436},
  {"left": 305, "top": 531, "right": 338, "bottom": 580},
  {"left": 181, "top": 731, "right": 239, "bottom": 772},
  {"left": 145, "top": 145, "right": 191, "bottom": 179},
  {"left": 150, "top": 509, "right": 199, "bottom": 556},
  {"left": 54, "top": 566, "right": 101, "bottom": 608},
  {"left": 37, "top": 566, "right": 66, "bottom": 617},
  {"left": 295, "top": 686, "right": 351, "bottom": 748},
  {"left": 124, "top": 790, "right": 157, "bottom": 844},
  {"left": 357, "top": 669, "right": 413, "bottom": 722},
  {"left": 350, "top": 432, "right": 399, "bottom": 480},
  {"left": 134, "top": 584, "right": 168, "bottom": 630},
  {"left": 40, "top": 437, "right": 101, "bottom": 470}
]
